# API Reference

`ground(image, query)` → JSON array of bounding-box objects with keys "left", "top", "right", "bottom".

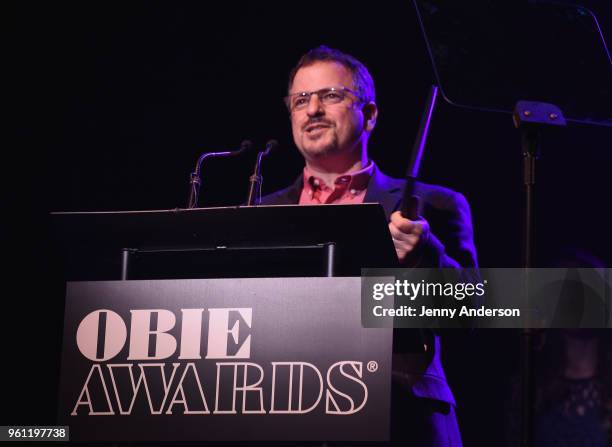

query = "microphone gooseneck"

[
  {"left": 187, "top": 140, "right": 253, "bottom": 209},
  {"left": 246, "top": 139, "right": 279, "bottom": 206}
]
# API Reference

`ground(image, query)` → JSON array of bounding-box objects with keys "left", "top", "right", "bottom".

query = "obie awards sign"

[{"left": 58, "top": 277, "right": 392, "bottom": 442}]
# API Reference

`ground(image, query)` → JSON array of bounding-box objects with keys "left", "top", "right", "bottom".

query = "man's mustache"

[{"left": 303, "top": 117, "right": 333, "bottom": 130}]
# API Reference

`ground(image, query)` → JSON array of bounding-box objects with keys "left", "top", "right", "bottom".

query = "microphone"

[
  {"left": 246, "top": 139, "right": 279, "bottom": 206},
  {"left": 236, "top": 139, "right": 255, "bottom": 156},
  {"left": 262, "top": 139, "right": 279, "bottom": 156},
  {"left": 187, "top": 140, "right": 253, "bottom": 209}
]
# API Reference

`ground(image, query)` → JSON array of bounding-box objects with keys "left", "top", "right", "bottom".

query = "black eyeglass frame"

[{"left": 284, "top": 86, "right": 363, "bottom": 111}]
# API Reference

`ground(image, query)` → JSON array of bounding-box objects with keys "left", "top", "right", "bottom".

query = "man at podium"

[{"left": 261, "top": 46, "right": 478, "bottom": 446}]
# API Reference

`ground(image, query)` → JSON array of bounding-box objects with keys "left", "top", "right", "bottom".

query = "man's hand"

[{"left": 388, "top": 210, "right": 430, "bottom": 263}]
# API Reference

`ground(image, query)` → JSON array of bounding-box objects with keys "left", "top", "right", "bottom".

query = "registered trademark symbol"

[{"left": 367, "top": 361, "right": 378, "bottom": 372}]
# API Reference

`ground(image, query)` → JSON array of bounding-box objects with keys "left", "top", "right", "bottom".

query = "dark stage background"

[{"left": 10, "top": 1, "right": 612, "bottom": 445}]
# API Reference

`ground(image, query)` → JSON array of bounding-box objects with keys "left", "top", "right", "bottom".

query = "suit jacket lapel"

[
  {"left": 364, "top": 164, "right": 404, "bottom": 220},
  {"left": 263, "top": 174, "right": 304, "bottom": 205},
  {"left": 286, "top": 175, "right": 303, "bottom": 204}
]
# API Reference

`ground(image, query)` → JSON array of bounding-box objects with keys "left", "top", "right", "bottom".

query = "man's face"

[{"left": 289, "top": 61, "right": 368, "bottom": 164}]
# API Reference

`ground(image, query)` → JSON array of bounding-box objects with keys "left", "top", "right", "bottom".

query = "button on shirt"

[{"left": 298, "top": 161, "right": 374, "bottom": 205}]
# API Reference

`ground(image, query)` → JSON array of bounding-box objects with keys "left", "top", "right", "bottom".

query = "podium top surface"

[{"left": 51, "top": 204, "right": 398, "bottom": 278}]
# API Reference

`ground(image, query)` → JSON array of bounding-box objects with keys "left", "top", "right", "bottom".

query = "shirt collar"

[{"left": 302, "top": 160, "right": 374, "bottom": 192}]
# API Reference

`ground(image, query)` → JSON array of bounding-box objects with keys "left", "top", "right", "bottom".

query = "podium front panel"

[{"left": 58, "top": 277, "right": 393, "bottom": 442}]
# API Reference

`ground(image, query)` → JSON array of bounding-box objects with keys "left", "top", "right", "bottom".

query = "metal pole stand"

[{"left": 513, "top": 100, "right": 566, "bottom": 447}]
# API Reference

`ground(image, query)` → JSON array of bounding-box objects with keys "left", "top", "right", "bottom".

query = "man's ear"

[{"left": 363, "top": 102, "right": 378, "bottom": 133}]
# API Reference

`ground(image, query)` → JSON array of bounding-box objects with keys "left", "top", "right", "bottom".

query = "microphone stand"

[
  {"left": 395, "top": 85, "right": 438, "bottom": 355},
  {"left": 187, "top": 140, "right": 252, "bottom": 209},
  {"left": 400, "top": 85, "right": 439, "bottom": 219},
  {"left": 513, "top": 101, "right": 566, "bottom": 447},
  {"left": 246, "top": 140, "right": 278, "bottom": 206},
  {"left": 188, "top": 151, "right": 233, "bottom": 209}
]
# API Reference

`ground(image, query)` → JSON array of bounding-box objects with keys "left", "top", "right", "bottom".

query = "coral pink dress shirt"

[{"left": 298, "top": 161, "right": 374, "bottom": 205}]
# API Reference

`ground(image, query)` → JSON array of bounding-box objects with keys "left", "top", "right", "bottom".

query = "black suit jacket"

[{"left": 260, "top": 164, "right": 478, "bottom": 406}]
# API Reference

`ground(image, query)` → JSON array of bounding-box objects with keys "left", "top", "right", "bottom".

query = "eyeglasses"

[{"left": 284, "top": 86, "right": 362, "bottom": 111}]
